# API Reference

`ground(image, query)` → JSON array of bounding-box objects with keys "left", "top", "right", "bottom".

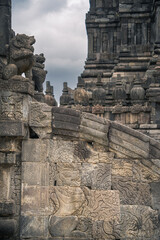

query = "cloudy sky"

[{"left": 12, "top": 0, "right": 89, "bottom": 102}]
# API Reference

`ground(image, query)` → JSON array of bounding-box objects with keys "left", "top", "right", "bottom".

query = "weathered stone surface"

[
  {"left": 150, "top": 182, "right": 160, "bottom": 212},
  {"left": 52, "top": 163, "right": 81, "bottom": 187},
  {"left": 114, "top": 205, "right": 160, "bottom": 239},
  {"left": 20, "top": 215, "right": 48, "bottom": 238},
  {"left": 112, "top": 176, "right": 151, "bottom": 206},
  {"left": 22, "top": 162, "right": 49, "bottom": 186},
  {"left": 0, "top": 219, "right": 16, "bottom": 239},
  {"left": 74, "top": 141, "right": 93, "bottom": 162},
  {"left": 0, "top": 121, "right": 26, "bottom": 137},
  {"left": 76, "top": 217, "right": 92, "bottom": 239},
  {"left": 29, "top": 102, "right": 52, "bottom": 137},
  {"left": 46, "top": 139, "right": 79, "bottom": 163},
  {"left": 50, "top": 186, "right": 86, "bottom": 216},
  {"left": 92, "top": 221, "right": 115, "bottom": 240},
  {"left": 112, "top": 159, "right": 133, "bottom": 177},
  {"left": 21, "top": 185, "right": 49, "bottom": 214},
  {"left": 0, "top": 77, "right": 34, "bottom": 95},
  {"left": 0, "top": 152, "right": 16, "bottom": 165},
  {"left": 22, "top": 140, "right": 47, "bottom": 162},
  {"left": 0, "top": 166, "right": 10, "bottom": 200},
  {"left": 109, "top": 126, "right": 149, "bottom": 158},
  {"left": 49, "top": 216, "right": 78, "bottom": 237},
  {"left": 82, "top": 189, "right": 120, "bottom": 222},
  {"left": 0, "top": 202, "right": 15, "bottom": 216},
  {"left": 133, "top": 160, "right": 160, "bottom": 183},
  {"left": 81, "top": 163, "right": 111, "bottom": 190}
]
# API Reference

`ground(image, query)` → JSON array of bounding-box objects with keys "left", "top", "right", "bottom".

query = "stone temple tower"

[{"left": 60, "top": 0, "right": 160, "bottom": 142}]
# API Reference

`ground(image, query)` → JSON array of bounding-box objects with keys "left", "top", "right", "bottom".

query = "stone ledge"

[
  {"left": 0, "top": 121, "right": 26, "bottom": 137},
  {"left": 0, "top": 77, "right": 34, "bottom": 95},
  {"left": 0, "top": 202, "right": 15, "bottom": 216}
]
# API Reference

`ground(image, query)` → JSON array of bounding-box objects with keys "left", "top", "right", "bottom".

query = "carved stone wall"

[{"left": 18, "top": 107, "right": 160, "bottom": 240}]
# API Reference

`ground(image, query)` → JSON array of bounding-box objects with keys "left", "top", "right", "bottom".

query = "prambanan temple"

[{"left": 1, "top": 0, "right": 160, "bottom": 240}]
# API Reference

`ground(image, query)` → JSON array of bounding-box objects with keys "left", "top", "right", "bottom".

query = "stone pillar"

[
  {"left": 155, "top": 2, "right": 160, "bottom": 43},
  {"left": 0, "top": 0, "right": 11, "bottom": 56}
]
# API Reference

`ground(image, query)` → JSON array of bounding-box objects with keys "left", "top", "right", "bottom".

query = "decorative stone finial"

[{"left": 130, "top": 74, "right": 145, "bottom": 103}]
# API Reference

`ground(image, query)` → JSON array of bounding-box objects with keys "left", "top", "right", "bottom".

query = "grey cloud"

[{"left": 37, "top": 0, "right": 68, "bottom": 13}]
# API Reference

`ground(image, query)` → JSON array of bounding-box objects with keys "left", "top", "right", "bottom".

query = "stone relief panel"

[
  {"left": 133, "top": 160, "right": 160, "bottom": 183},
  {"left": 112, "top": 176, "right": 151, "bottom": 206},
  {"left": 50, "top": 162, "right": 81, "bottom": 187},
  {"left": 47, "top": 139, "right": 79, "bottom": 163},
  {"left": 50, "top": 186, "right": 86, "bottom": 216},
  {"left": 92, "top": 220, "right": 115, "bottom": 240},
  {"left": 114, "top": 205, "right": 160, "bottom": 239},
  {"left": 81, "top": 163, "right": 111, "bottom": 190},
  {"left": 0, "top": 92, "right": 24, "bottom": 120},
  {"left": 48, "top": 216, "right": 92, "bottom": 239},
  {"left": 20, "top": 136, "right": 160, "bottom": 239},
  {"left": 82, "top": 189, "right": 120, "bottom": 222}
]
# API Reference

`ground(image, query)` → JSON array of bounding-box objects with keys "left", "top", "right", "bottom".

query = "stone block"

[
  {"left": 0, "top": 138, "right": 21, "bottom": 152},
  {"left": 81, "top": 163, "right": 111, "bottom": 190},
  {"left": 112, "top": 159, "right": 133, "bottom": 177},
  {"left": 22, "top": 140, "right": 47, "bottom": 162},
  {"left": 74, "top": 141, "right": 93, "bottom": 162},
  {"left": 0, "top": 166, "right": 10, "bottom": 200},
  {"left": 0, "top": 219, "right": 16, "bottom": 239},
  {"left": 114, "top": 205, "right": 160, "bottom": 239},
  {"left": 0, "top": 121, "right": 26, "bottom": 137},
  {"left": 50, "top": 186, "right": 86, "bottom": 216},
  {"left": 80, "top": 125, "right": 108, "bottom": 147},
  {"left": 0, "top": 91, "right": 31, "bottom": 121},
  {"left": 82, "top": 112, "right": 106, "bottom": 125},
  {"left": 110, "top": 121, "right": 149, "bottom": 143},
  {"left": 150, "top": 182, "right": 160, "bottom": 212},
  {"left": 81, "top": 116, "right": 108, "bottom": 134},
  {"left": 133, "top": 160, "right": 160, "bottom": 183},
  {"left": 109, "top": 128, "right": 149, "bottom": 158},
  {"left": 0, "top": 201, "right": 15, "bottom": 216},
  {"left": 53, "top": 112, "right": 81, "bottom": 125},
  {"left": 20, "top": 215, "right": 48, "bottom": 238},
  {"left": 112, "top": 176, "right": 151, "bottom": 206},
  {"left": 46, "top": 139, "right": 79, "bottom": 163},
  {"left": 98, "top": 151, "right": 114, "bottom": 163},
  {"left": 0, "top": 77, "right": 34, "bottom": 95},
  {"left": 49, "top": 216, "right": 92, "bottom": 239},
  {"left": 52, "top": 162, "right": 81, "bottom": 187},
  {"left": 29, "top": 102, "right": 52, "bottom": 128},
  {"left": 150, "top": 141, "right": 160, "bottom": 159},
  {"left": 82, "top": 189, "right": 120, "bottom": 222},
  {"left": 22, "top": 162, "right": 49, "bottom": 186},
  {"left": 21, "top": 185, "right": 49, "bottom": 214},
  {"left": 49, "top": 216, "right": 78, "bottom": 237},
  {"left": 53, "top": 121, "right": 80, "bottom": 132},
  {"left": 92, "top": 220, "right": 115, "bottom": 240},
  {"left": 0, "top": 152, "right": 16, "bottom": 165}
]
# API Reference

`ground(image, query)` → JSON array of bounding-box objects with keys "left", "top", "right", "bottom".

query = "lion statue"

[{"left": 3, "top": 34, "right": 35, "bottom": 80}]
